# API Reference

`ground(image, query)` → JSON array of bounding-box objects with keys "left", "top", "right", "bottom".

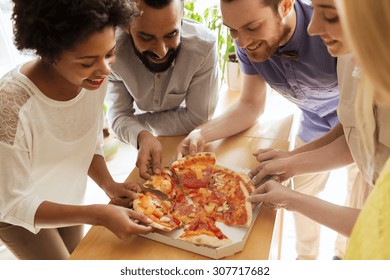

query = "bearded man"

[
  {"left": 106, "top": 0, "right": 219, "bottom": 179},
  {"left": 177, "top": 0, "right": 342, "bottom": 260}
]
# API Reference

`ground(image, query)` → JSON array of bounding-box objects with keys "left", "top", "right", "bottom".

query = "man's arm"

[
  {"left": 200, "top": 73, "right": 267, "bottom": 142},
  {"left": 176, "top": 73, "right": 267, "bottom": 156}
]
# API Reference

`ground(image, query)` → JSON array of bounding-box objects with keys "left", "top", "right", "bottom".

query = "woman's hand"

[
  {"left": 105, "top": 182, "right": 142, "bottom": 207},
  {"left": 247, "top": 180, "right": 296, "bottom": 210},
  {"left": 249, "top": 148, "right": 296, "bottom": 185},
  {"left": 98, "top": 204, "right": 153, "bottom": 239}
]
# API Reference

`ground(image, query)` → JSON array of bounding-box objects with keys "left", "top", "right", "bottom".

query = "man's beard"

[
  {"left": 131, "top": 37, "right": 181, "bottom": 73},
  {"left": 245, "top": 17, "right": 291, "bottom": 62}
]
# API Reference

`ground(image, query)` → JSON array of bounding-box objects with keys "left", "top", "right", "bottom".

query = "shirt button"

[
  {"left": 156, "top": 74, "right": 160, "bottom": 78},
  {"left": 285, "top": 64, "right": 290, "bottom": 68},
  {"left": 154, "top": 99, "right": 159, "bottom": 104},
  {"left": 293, "top": 86, "right": 298, "bottom": 90}
]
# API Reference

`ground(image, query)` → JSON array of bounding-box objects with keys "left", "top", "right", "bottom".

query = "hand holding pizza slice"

[{"left": 133, "top": 152, "right": 256, "bottom": 248}]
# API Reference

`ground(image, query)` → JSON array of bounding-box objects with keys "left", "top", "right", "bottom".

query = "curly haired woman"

[{"left": 0, "top": 0, "right": 152, "bottom": 260}]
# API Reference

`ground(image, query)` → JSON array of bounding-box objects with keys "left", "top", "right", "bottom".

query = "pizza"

[
  {"left": 133, "top": 192, "right": 180, "bottom": 231},
  {"left": 142, "top": 168, "right": 184, "bottom": 199},
  {"left": 179, "top": 213, "right": 231, "bottom": 248},
  {"left": 170, "top": 152, "right": 216, "bottom": 189},
  {"left": 133, "top": 152, "right": 255, "bottom": 248}
]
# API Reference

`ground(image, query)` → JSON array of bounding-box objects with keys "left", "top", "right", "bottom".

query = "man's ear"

[{"left": 278, "top": 0, "right": 294, "bottom": 18}]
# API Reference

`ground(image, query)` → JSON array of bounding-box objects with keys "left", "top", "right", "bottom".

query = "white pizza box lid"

[{"left": 138, "top": 203, "right": 262, "bottom": 259}]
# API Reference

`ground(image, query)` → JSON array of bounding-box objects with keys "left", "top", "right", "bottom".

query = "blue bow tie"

[{"left": 273, "top": 50, "right": 299, "bottom": 60}]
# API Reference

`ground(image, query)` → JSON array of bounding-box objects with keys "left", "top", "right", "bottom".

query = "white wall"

[{"left": 0, "top": 0, "right": 33, "bottom": 77}]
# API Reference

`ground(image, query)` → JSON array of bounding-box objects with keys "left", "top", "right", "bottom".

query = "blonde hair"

[
  {"left": 337, "top": 0, "right": 390, "bottom": 156},
  {"left": 338, "top": 0, "right": 390, "bottom": 95}
]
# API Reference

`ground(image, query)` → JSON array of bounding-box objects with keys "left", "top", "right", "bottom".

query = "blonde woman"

[
  {"left": 337, "top": 0, "right": 390, "bottom": 259},
  {"left": 247, "top": 0, "right": 390, "bottom": 260}
]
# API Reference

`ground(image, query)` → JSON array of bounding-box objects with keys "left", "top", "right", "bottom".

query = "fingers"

[
  {"left": 128, "top": 209, "right": 153, "bottom": 225},
  {"left": 247, "top": 182, "right": 270, "bottom": 204},
  {"left": 175, "top": 139, "right": 203, "bottom": 158},
  {"left": 252, "top": 182, "right": 268, "bottom": 195},
  {"left": 247, "top": 184, "right": 266, "bottom": 204},
  {"left": 109, "top": 183, "right": 142, "bottom": 206},
  {"left": 248, "top": 164, "right": 262, "bottom": 179},
  {"left": 253, "top": 149, "right": 283, "bottom": 163},
  {"left": 139, "top": 165, "right": 151, "bottom": 180},
  {"left": 189, "top": 142, "right": 197, "bottom": 156},
  {"left": 136, "top": 133, "right": 162, "bottom": 179},
  {"left": 125, "top": 182, "right": 142, "bottom": 193},
  {"left": 111, "top": 196, "right": 133, "bottom": 207},
  {"left": 248, "top": 164, "right": 269, "bottom": 186},
  {"left": 123, "top": 183, "right": 143, "bottom": 200},
  {"left": 253, "top": 148, "right": 272, "bottom": 156},
  {"left": 130, "top": 223, "right": 153, "bottom": 234},
  {"left": 175, "top": 138, "right": 189, "bottom": 158},
  {"left": 189, "top": 138, "right": 204, "bottom": 156},
  {"left": 151, "top": 149, "right": 162, "bottom": 175},
  {"left": 247, "top": 194, "right": 263, "bottom": 204},
  {"left": 255, "top": 151, "right": 275, "bottom": 162},
  {"left": 137, "top": 153, "right": 151, "bottom": 180}
]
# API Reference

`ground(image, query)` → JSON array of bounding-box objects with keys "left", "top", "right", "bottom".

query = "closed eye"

[
  {"left": 247, "top": 24, "right": 260, "bottom": 32},
  {"left": 81, "top": 61, "right": 94, "bottom": 68},
  {"left": 324, "top": 16, "right": 339, "bottom": 23},
  {"left": 165, "top": 31, "right": 179, "bottom": 40},
  {"left": 139, "top": 34, "right": 154, "bottom": 42}
]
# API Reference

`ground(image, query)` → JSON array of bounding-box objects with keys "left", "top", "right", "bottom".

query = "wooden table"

[
  {"left": 70, "top": 114, "right": 294, "bottom": 260},
  {"left": 70, "top": 85, "right": 297, "bottom": 260}
]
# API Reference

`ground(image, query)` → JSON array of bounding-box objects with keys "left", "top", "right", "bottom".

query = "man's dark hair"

[
  {"left": 143, "top": 0, "right": 184, "bottom": 9},
  {"left": 12, "top": 0, "right": 139, "bottom": 63},
  {"left": 221, "top": 0, "right": 282, "bottom": 13}
]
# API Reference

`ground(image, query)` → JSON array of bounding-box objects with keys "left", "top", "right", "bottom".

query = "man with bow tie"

[{"left": 177, "top": 0, "right": 345, "bottom": 260}]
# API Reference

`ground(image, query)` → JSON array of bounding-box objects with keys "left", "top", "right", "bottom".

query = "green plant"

[{"left": 184, "top": 1, "right": 236, "bottom": 83}]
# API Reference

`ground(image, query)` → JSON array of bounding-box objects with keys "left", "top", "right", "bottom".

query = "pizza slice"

[
  {"left": 179, "top": 215, "right": 232, "bottom": 248},
  {"left": 133, "top": 192, "right": 180, "bottom": 231},
  {"left": 170, "top": 194, "right": 199, "bottom": 225},
  {"left": 170, "top": 152, "right": 216, "bottom": 190},
  {"left": 207, "top": 165, "right": 254, "bottom": 227},
  {"left": 142, "top": 168, "right": 184, "bottom": 199}
]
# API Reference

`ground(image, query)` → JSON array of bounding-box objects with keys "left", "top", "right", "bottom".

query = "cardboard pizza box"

[{"left": 138, "top": 204, "right": 262, "bottom": 259}]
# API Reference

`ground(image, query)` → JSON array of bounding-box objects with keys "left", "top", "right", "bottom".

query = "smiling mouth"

[
  {"left": 246, "top": 42, "right": 262, "bottom": 51},
  {"left": 322, "top": 38, "right": 337, "bottom": 46},
  {"left": 148, "top": 55, "right": 168, "bottom": 64},
  {"left": 86, "top": 78, "right": 105, "bottom": 86}
]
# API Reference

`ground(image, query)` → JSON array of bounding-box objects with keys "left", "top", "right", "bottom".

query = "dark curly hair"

[
  {"left": 12, "top": 0, "right": 139, "bottom": 63},
  {"left": 143, "top": 0, "right": 183, "bottom": 9}
]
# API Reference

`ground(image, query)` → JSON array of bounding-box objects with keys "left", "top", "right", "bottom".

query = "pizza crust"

[
  {"left": 240, "top": 181, "right": 253, "bottom": 228},
  {"left": 179, "top": 234, "right": 232, "bottom": 248},
  {"left": 171, "top": 152, "right": 216, "bottom": 168},
  {"left": 133, "top": 195, "right": 177, "bottom": 232},
  {"left": 149, "top": 221, "right": 175, "bottom": 232}
]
